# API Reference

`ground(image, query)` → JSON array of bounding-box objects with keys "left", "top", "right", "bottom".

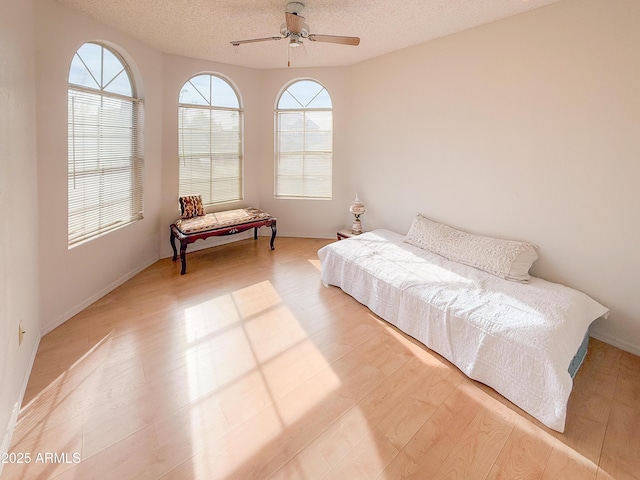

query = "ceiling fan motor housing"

[{"left": 281, "top": 23, "right": 309, "bottom": 38}]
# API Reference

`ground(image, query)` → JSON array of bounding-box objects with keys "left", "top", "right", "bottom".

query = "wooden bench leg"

[
  {"left": 180, "top": 241, "right": 188, "bottom": 275},
  {"left": 270, "top": 220, "right": 277, "bottom": 250},
  {"left": 170, "top": 228, "right": 178, "bottom": 261}
]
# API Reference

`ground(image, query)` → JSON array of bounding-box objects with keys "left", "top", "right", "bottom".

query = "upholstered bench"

[{"left": 170, "top": 206, "right": 277, "bottom": 274}]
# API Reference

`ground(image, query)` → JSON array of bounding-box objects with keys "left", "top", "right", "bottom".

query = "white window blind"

[
  {"left": 178, "top": 74, "right": 243, "bottom": 205},
  {"left": 67, "top": 43, "right": 143, "bottom": 247},
  {"left": 275, "top": 80, "right": 333, "bottom": 199}
]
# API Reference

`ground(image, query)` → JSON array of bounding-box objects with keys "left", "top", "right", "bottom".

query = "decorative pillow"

[
  {"left": 179, "top": 195, "right": 205, "bottom": 219},
  {"left": 404, "top": 214, "right": 539, "bottom": 282}
]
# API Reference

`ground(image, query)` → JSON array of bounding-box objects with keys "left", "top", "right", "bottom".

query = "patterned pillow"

[
  {"left": 404, "top": 214, "right": 538, "bottom": 282},
  {"left": 179, "top": 195, "right": 205, "bottom": 219}
]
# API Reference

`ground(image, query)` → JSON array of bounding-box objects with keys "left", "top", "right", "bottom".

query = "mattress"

[
  {"left": 569, "top": 332, "right": 590, "bottom": 378},
  {"left": 318, "top": 229, "right": 609, "bottom": 432}
]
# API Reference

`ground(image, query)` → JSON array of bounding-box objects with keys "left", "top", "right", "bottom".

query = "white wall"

[
  {"left": 346, "top": 0, "right": 640, "bottom": 354},
  {"left": 35, "top": 0, "right": 164, "bottom": 334},
  {"left": 0, "top": 0, "right": 40, "bottom": 468}
]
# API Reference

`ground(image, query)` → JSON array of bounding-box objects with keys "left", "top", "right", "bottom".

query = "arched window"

[
  {"left": 68, "top": 42, "right": 143, "bottom": 247},
  {"left": 178, "top": 74, "right": 243, "bottom": 205},
  {"left": 275, "top": 79, "right": 333, "bottom": 199}
]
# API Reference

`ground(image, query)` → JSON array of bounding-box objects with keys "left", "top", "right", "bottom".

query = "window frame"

[
  {"left": 67, "top": 42, "right": 143, "bottom": 248},
  {"left": 178, "top": 73, "right": 244, "bottom": 207},
  {"left": 274, "top": 79, "right": 333, "bottom": 200}
]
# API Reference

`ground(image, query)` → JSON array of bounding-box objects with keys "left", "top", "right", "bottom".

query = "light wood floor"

[{"left": 3, "top": 237, "right": 639, "bottom": 480}]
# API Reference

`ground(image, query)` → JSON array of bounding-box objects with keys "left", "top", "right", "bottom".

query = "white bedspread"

[{"left": 318, "top": 229, "right": 609, "bottom": 431}]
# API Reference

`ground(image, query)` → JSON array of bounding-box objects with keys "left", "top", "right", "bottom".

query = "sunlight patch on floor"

[
  {"left": 183, "top": 279, "right": 341, "bottom": 469},
  {"left": 308, "top": 258, "right": 322, "bottom": 271}
]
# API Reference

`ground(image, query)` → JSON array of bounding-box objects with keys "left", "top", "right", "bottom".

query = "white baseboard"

[
  {"left": 0, "top": 332, "right": 41, "bottom": 477},
  {"left": 41, "top": 258, "right": 157, "bottom": 336},
  {"left": 264, "top": 231, "right": 335, "bottom": 240},
  {"left": 590, "top": 330, "right": 640, "bottom": 357}
]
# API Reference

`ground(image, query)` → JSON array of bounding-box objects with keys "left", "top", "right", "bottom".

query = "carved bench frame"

[{"left": 170, "top": 215, "right": 277, "bottom": 274}]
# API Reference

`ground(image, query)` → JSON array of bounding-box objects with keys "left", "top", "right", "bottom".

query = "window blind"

[
  {"left": 275, "top": 109, "right": 332, "bottom": 199},
  {"left": 68, "top": 87, "right": 143, "bottom": 246},
  {"left": 178, "top": 105, "right": 243, "bottom": 205}
]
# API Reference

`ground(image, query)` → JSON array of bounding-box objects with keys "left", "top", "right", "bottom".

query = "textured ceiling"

[{"left": 55, "top": 0, "right": 561, "bottom": 69}]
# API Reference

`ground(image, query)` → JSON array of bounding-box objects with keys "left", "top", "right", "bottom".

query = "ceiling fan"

[{"left": 230, "top": 2, "right": 360, "bottom": 50}]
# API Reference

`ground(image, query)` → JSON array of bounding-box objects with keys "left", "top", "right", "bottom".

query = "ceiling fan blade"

[
  {"left": 230, "top": 36, "right": 284, "bottom": 46},
  {"left": 308, "top": 34, "right": 360, "bottom": 46},
  {"left": 286, "top": 12, "right": 305, "bottom": 34}
]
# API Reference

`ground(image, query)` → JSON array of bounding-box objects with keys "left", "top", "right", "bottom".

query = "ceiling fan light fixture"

[{"left": 289, "top": 36, "right": 301, "bottom": 47}]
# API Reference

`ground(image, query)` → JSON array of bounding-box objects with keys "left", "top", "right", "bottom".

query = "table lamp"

[{"left": 349, "top": 194, "right": 365, "bottom": 234}]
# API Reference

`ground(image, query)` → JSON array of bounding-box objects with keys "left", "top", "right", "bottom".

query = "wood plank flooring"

[{"left": 2, "top": 236, "right": 639, "bottom": 480}]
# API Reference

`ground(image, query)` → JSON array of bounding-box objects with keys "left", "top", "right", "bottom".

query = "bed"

[{"left": 318, "top": 225, "right": 608, "bottom": 432}]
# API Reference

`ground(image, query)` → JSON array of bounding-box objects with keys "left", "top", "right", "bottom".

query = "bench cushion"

[{"left": 174, "top": 207, "right": 272, "bottom": 235}]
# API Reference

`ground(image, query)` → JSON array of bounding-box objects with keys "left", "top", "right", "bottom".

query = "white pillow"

[{"left": 404, "top": 214, "right": 538, "bottom": 282}]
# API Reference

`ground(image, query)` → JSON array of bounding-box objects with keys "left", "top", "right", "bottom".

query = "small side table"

[{"left": 337, "top": 229, "right": 363, "bottom": 240}]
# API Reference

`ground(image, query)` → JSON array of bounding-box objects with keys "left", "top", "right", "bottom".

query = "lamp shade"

[{"left": 349, "top": 194, "right": 365, "bottom": 215}]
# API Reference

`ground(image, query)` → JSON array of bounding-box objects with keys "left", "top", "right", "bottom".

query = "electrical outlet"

[{"left": 18, "top": 321, "right": 25, "bottom": 346}]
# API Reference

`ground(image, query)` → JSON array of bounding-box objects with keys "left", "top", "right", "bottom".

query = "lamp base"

[{"left": 351, "top": 217, "right": 362, "bottom": 235}]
